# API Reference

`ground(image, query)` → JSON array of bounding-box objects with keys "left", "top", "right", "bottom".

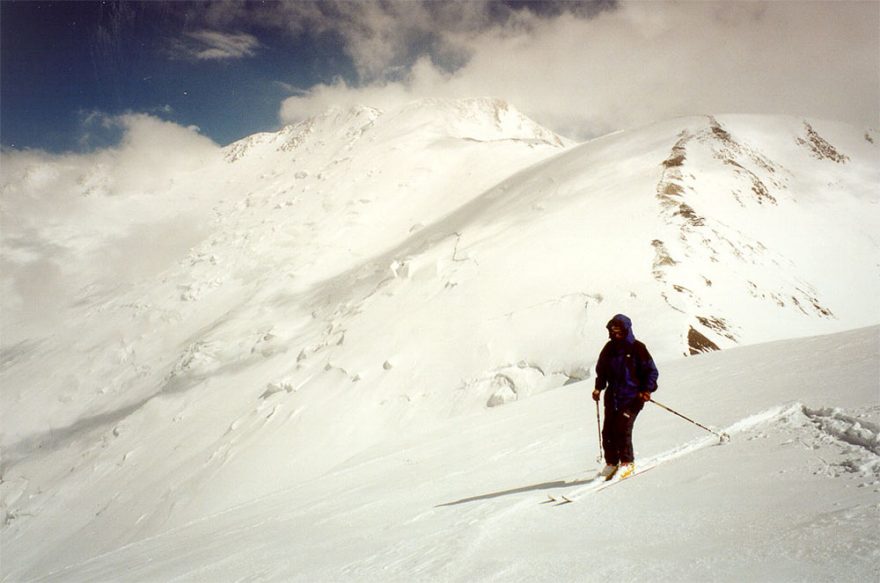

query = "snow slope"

[
  {"left": 1, "top": 99, "right": 878, "bottom": 580},
  {"left": 6, "top": 326, "right": 880, "bottom": 582}
]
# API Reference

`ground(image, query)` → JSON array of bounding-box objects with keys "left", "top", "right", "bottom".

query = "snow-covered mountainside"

[
  {"left": 4, "top": 327, "right": 880, "bottom": 582},
  {"left": 1, "top": 98, "right": 878, "bottom": 581}
]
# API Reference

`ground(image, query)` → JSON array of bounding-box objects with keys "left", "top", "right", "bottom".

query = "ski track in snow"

[
  {"left": 790, "top": 405, "right": 880, "bottom": 479},
  {"left": 7, "top": 395, "right": 880, "bottom": 582},
  {"left": 544, "top": 401, "right": 880, "bottom": 503}
]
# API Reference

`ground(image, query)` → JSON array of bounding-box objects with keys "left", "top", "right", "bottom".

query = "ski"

[
  {"left": 539, "top": 476, "right": 603, "bottom": 505},
  {"left": 543, "top": 465, "right": 656, "bottom": 505}
]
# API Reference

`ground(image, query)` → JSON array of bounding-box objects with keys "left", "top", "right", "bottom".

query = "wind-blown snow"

[{"left": 1, "top": 98, "right": 878, "bottom": 581}]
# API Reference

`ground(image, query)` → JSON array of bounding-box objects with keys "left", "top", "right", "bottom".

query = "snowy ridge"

[
  {"left": 649, "top": 115, "right": 875, "bottom": 351},
  {"left": 224, "top": 105, "right": 383, "bottom": 162}
]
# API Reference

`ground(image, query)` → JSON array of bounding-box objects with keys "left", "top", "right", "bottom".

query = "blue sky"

[
  {"left": 2, "top": 1, "right": 878, "bottom": 153},
  {"left": 1, "top": 1, "right": 358, "bottom": 151}
]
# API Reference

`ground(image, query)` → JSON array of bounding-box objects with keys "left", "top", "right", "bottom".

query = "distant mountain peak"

[
  {"left": 386, "top": 97, "right": 571, "bottom": 146},
  {"left": 223, "top": 98, "right": 570, "bottom": 162}
]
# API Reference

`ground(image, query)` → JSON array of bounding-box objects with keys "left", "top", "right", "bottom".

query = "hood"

[{"left": 606, "top": 314, "right": 636, "bottom": 344}]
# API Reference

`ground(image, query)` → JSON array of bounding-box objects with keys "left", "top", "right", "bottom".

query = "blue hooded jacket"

[{"left": 594, "top": 314, "right": 659, "bottom": 410}]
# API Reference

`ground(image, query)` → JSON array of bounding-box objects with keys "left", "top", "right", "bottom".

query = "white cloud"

[
  {"left": 0, "top": 115, "right": 222, "bottom": 339},
  {"left": 277, "top": 1, "right": 879, "bottom": 139},
  {"left": 111, "top": 114, "right": 220, "bottom": 189},
  {"left": 4, "top": 114, "right": 220, "bottom": 201},
  {"left": 279, "top": 73, "right": 427, "bottom": 123},
  {"left": 192, "top": 0, "right": 548, "bottom": 79},
  {"left": 172, "top": 30, "right": 261, "bottom": 61}
]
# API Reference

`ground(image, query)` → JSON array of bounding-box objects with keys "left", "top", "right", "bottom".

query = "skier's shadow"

[{"left": 436, "top": 477, "right": 595, "bottom": 507}]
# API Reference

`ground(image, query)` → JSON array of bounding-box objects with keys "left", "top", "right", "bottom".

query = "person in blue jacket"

[{"left": 592, "top": 314, "right": 659, "bottom": 480}]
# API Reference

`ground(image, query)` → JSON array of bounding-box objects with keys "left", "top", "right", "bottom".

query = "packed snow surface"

[{"left": 1, "top": 99, "right": 878, "bottom": 581}]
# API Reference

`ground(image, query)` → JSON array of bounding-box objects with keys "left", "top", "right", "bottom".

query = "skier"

[{"left": 592, "top": 314, "right": 658, "bottom": 481}]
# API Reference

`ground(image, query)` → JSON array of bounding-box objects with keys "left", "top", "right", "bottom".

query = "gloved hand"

[
  {"left": 638, "top": 391, "right": 652, "bottom": 402},
  {"left": 592, "top": 389, "right": 601, "bottom": 402}
]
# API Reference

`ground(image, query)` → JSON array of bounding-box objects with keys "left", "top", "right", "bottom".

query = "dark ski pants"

[{"left": 602, "top": 404, "right": 641, "bottom": 465}]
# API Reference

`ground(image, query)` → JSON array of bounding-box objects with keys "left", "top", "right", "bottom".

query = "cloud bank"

[
  {"left": 0, "top": 115, "right": 221, "bottom": 338},
  {"left": 270, "top": 1, "right": 879, "bottom": 139}
]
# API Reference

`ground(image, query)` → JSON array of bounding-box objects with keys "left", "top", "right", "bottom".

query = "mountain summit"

[{"left": 225, "top": 98, "right": 570, "bottom": 163}]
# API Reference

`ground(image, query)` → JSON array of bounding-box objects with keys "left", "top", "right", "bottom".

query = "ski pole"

[
  {"left": 650, "top": 399, "right": 730, "bottom": 443},
  {"left": 595, "top": 399, "right": 604, "bottom": 463}
]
